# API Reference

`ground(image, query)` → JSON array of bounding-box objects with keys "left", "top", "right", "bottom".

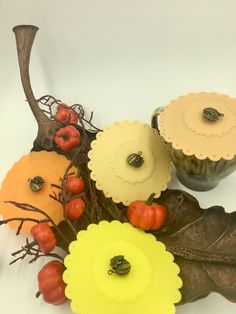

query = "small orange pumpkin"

[
  {"left": 0, "top": 151, "right": 76, "bottom": 233},
  {"left": 127, "top": 193, "right": 167, "bottom": 231}
]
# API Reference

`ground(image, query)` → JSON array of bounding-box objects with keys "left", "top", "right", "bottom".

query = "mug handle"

[{"left": 151, "top": 107, "right": 164, "bottom": 134}]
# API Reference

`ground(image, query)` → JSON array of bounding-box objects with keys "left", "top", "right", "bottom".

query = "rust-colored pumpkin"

[
  {"left": 127, "top": 193, "right": 167, "bottom": 231},
  {"left": 38, "top": 260, "right": 68, "bottom": 305},
  {"left": 31, "top": 223, "right": 56, "bottom": 253},
  {"left": 0, "top": 151, "right": 76, "bottom": 233}
]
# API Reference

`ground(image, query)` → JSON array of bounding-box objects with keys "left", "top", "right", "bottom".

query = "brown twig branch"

[
  {"left": 49, "top": 192, "right": 62, "bottom": 204},
  {"left": 59, "top": 156, "right": 83, "bottom": 237},
  {"left": 37, "top": 95, "right": 62, "bottom": 120},
  {"left": 5, "top": 201, "right": 70, "bottom": 248},
  {"left": 10, "top": 240, "right": 64, "bottom": 265},
  {"left": 72, "top": 103, "right": 102, "bottom": 132},
  {"left": 0, "top": 217, "right": 49, "bottom": 235},
  {"left": 76, "top": 115, "right": 101, "bottom": 222}
]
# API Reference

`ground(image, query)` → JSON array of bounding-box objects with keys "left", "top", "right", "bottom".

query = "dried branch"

[
  {"left": 10, "top": 238, "right": 64, "bottom": 265},
  {"left": 37, "top": 95, "right": 62, "bottom": 120},
  {"left": 56, "top": 154, "right": 83, "bottom": 237},
  {"left": 5, "top": 201, "right": 70, "bottom": 248},
  {"left": 37, "top": 95, "right": 102, "bottom": 133},
  {"left": 0, "top": 217, "right": 49, "bottom": 235},
  {"left": 72, "top": 103, "right": 102, "bottom": 132}
]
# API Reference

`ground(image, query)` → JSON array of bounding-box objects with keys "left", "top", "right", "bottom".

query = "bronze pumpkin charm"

[
  {"left": 108, "top": 255, "right": 131, "bottom": 276},
  {"left": 127, "top": 151, "right": 144, "bottom": 168},
  {"left": 203, "top": 107, "right": 224, "bottom": 121},
  {"left": 28, "top": 176, "right": 45, "bottom": 192}
]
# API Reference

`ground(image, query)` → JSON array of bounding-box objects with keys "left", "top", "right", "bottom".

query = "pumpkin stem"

[
  {"left": 146, "top": 193, "right": 156, "bottom": 205},
  {"left": 59, "top": 133, "right": 69, "bottom": 140},
  {"left": 35, "top": 291, "right": 41, "bottom": 298}
]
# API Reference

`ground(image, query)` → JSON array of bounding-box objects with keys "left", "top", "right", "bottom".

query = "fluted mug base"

[{"left": 176, "top": 171, "right": 218, "bottom": 192}]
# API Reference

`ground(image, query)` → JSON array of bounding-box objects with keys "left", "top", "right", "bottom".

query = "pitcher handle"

[{"left": 151, "top": 107, "right": 164, "bottom": 134}]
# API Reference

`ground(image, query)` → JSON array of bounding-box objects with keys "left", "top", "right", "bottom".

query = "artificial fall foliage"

[
  {"left": 0, "top": 25, "right": 235, "bottom": 307},
  {"left": 154, "top": 190, "right": 236, "bottom": 304},
  {"left": 51, "top": 188, "right": 236, "bottom": 304}
]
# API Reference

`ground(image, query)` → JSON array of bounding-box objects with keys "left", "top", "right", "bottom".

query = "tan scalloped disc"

[
  {"left": 159, "top": 92, "right": 236, "bottom": 161},
  {"left": 88, "top": 121, "right": 170, "bottom": 205}
]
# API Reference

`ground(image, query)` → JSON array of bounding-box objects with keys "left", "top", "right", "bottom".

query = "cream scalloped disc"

[
  {"left": 63, "top": 220, "right": 182, "bottom": 314},
  {"left": 159, "top": 92, "right": 236, "bottom": 161},
  {"left": 88, "top": 120, "right": 170, "bottom": 205}
]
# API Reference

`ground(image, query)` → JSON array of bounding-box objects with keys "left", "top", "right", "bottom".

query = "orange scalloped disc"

[{"left": 0, "top": 151, "right": 76, "bottom": 233}]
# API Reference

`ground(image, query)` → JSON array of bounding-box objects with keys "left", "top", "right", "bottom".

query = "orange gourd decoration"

[
  {"left": 0, "top": 151, "right": 76, "bottom": 233},
  {"left": 127, "top": 193, "right": 167, "bottom": 231}
]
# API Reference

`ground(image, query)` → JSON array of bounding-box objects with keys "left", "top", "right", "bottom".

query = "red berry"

[
  {"left": 65, "top": 198, "right": 85, "bottom": 220},
  {"left": 65, "top": 177, "right": 85, "bottom": 194}
]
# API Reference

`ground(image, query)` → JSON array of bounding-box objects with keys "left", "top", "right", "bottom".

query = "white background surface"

[{"left": 0, "top": 0, "right": 236, "bottom": 313}]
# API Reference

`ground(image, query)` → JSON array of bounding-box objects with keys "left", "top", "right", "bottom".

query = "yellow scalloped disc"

[{"left": 63, "top": 221, "right": 182, "bottom": 314}]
